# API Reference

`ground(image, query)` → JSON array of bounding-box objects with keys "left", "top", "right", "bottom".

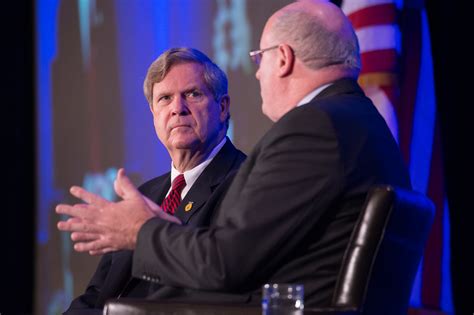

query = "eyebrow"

[
  {"left": 182, "top": 86, "right": 203, "bottom": 94},
  {"left": 154, "top": 86, "right": 203, "bottom": 100}
]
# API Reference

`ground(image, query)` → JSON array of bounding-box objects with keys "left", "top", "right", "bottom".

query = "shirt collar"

[
  {"left": 296, "top": 83, "right": 333, "bottom": 107},
  {"left": 170, "top": 137, "right": 227, "bottom": 198}
]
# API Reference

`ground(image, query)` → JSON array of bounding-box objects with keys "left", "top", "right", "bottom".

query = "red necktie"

[{"left": 161, "top": 174, "right": 186, "bottom": 214}]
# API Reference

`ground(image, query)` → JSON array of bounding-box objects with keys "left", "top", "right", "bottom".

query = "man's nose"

[
  {"left": 171, "top": 96, "right": 189, "bottom": 115},
  {"left": 255, "top": 68, "right": 261, "bottom": 80}
]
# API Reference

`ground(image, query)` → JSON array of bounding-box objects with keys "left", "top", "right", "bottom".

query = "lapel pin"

[{"left": 185, "top": 201, "right": 194, "bottom": 212}]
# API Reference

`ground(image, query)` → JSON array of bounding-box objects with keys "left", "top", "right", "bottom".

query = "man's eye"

[
  {"left": 186, "top": 91, "right": 203, "bottom": 99},
  {"left": 158, "top": 95, "right": 171, "bottom": 103}
]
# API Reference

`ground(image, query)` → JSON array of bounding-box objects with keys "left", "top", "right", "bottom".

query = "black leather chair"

[
  {"left": 314, "top": 185, "right": 435, "bottom": 314},
  {"left": 104, "top": 185, "right": 435, "bottom": 315}
]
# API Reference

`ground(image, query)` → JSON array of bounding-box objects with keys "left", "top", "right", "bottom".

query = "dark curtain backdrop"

[
  {"left": 1, "top": 1, "right": 471, "bottom": 314},
  {"left": 1, "top": 1, "right": 35, "bottom": 315},
  {"left": 425, "top": 1, "right": 472, "bottom": 314}
]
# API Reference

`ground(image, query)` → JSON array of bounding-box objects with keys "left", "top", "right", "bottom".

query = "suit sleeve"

[{"left": 132, "top": 106, "right": 344, "bottom": 291}]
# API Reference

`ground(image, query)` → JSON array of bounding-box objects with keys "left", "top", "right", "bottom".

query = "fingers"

[
  {"left": 73, "top": 239, "right": 114, "bottom": 253},
  {"left": 71, "top": 232, "right": 101, "bottom": 242},
  {"left": 140, "top": 196, "right": 182, "bottom": 225},
  {"left": 143, "top": 195, "right": 161, "bottom": 213},
  {"left": 56, "top": 204, "right": 98, "bottom": 221},
  {"left": 57, "top": 217, "right": 101, "bottom": 233},
  {"left": 142, "top": 196, "right": 181, "bottom": 224},
  {"left": 62, "top": 217, "right": 82, "bottom": 224},
  {"left": 157, "top": 210, "right": 183, "bottom": 225},
  {"left": 115, "top": 168, "right": 141, "bottom": 199},
  {"left": 114, "top": 168, "right": 126, "bottom": 198},
  {"left": 70, "top": 186, "right": 109, "bottom": 207},
  {"left": 114, "top": 178, "right": 124, "bottom": 199}
]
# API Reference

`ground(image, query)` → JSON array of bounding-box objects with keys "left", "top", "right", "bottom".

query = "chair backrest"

[{"left": 332, "top": 185, "right": 435, "bottom": 315}]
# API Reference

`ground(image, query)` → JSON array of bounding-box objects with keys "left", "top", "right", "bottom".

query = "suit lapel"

[
  {"left": 173, "top": 139, "right": 240, "bottom": 224},
  {"left": 174, "top": 183, "right": 212, "bottom": 224},
  {"left": 146, "top": 173, "right": 171, "bottom": 205}
]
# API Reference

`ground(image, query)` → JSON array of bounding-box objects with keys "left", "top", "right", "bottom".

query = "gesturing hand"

[{"left": 56, "top": 168, "right": 181, "bottom": 255}]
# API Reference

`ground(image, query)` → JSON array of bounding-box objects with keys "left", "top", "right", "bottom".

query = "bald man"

[{"left": 60, "top": 1, "right": 411, "bottom": 308}]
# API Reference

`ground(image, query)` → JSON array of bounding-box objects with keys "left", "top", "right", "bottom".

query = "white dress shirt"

[{"left": 167, "top": 137, "right": 227, "bottom": 199}]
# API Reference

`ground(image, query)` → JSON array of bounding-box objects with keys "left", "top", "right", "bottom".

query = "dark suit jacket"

[
  {"left": 64, "top": 139, "right": 246, "bottom": 314},
  {"left": 130, "top": 79, "right": 412, "bottom": 308}
]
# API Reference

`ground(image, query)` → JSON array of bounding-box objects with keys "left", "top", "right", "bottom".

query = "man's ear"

[
  {"left": 219, "top": 95, "right": 230, "bottom": 122},
  {"left": 277, "top": 44, "right": 295, "bottom": 77}
]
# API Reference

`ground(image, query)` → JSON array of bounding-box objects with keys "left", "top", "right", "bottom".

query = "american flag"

[{"left": 340, "top": 0, "right": 453, "bottom": 313}]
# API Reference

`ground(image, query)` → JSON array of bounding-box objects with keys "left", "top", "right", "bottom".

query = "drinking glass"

[{"left": 262, "top": 283, "right": 304, "bottom": 314}]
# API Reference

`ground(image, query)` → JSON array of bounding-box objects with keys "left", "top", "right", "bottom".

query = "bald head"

[
  {"left": 255, "top": 1, "right": 361, "bottom": 122},
  {"left": 283, "top": 1, "right": 346, "bottom": 30},
  {"left": 264, "top": 0, "right": 360, "bottom": 73}
]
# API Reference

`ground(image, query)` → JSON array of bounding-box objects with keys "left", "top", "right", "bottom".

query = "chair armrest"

[
  {"left": 104, "top": 298, "right": 261, "bottom": 315},
  {"left": 104, "top": 298, "right": 360, "bottom": 315}
]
